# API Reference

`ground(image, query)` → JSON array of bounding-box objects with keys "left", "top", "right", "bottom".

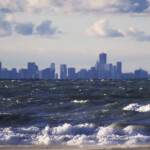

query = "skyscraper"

[
  {"left": 97, "top": 53, "right": 107, "bottom": 78},
  {"left": 116, "top": 62, "right": 122, "bottom": 75},
  {"left": 116, "top": 62, "right": 122, "bottom": 79},
  {"left": 60, "top": 64, "right": 67, "bottom": 79},
  {"left": 50, "top": 63, "right": 55, "bottom": 79},
  {"left": 99, "top": 53, "right": 107, "bottom": 64},
  {"left": 41, "top": 68, "right": 50, "bottom": 79},
  {"left": 10, "top": 68, "right": 18, "bottom": 79},
  {"left": 77, "top": 69, "right": 88, "bottom": 79},
  {"left": 0, "top": 62, "right": 2, "bottom": 72},
  {"left": 134, "top": 69, "right": 148, "bottom": 79},
  {"left": 111, "top": 65, "right": 117, "bottom": 79},
  {"left": 88, "top": 67, "right": 97, "bottom": 79},
  {"left": 19, "top": 69, "right": 28, "bottom": 79},
  {"left": 68, "top": 68, "right": 76, "bottom": 79},
  {"left": 0, "top": 62, "right": 2, "bottom": 78},
  {"left": 104, "top": 64, "right": 112, "bottom": 78},
  {"left": 27, "top": 62, "right": 38, "bottom": 79}
]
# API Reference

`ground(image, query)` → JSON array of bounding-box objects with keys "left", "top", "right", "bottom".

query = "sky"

[{"left": 0, "top": 0, "right": 150, "bottom": 73}]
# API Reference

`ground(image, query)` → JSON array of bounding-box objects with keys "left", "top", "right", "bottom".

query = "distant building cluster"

[{"left": 0, "top": 53, "right": 149, "bottom": 79}]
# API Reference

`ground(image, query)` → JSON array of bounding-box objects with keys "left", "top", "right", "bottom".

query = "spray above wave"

[
  {"left": 0, "top": 123, "right": 150, "bottom": 146},
  {"left": 123, "top": 103, "right": 150, "bottom": 112}
]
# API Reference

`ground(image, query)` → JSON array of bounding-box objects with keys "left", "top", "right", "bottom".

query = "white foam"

[
  {"left": 19, "top": 126, "right": 39, "bottom": 132},
  {"left": 97, "top": 126, "right": 114, "bottom": 137},
  {"left": 52, "top": 123, "right": 94, "bottom": 135},
  {"left": 67, "top": 134, "right": 96, "bottom": 146},
  {"left": 125, "top": 134, "right": 150, "bottom": 145},
  {"left": 137, "top": 104, "right": 150, "bottom": 112},
  {"left": 123, "top": 126, "right": 135, "bottom": 135},
  {"left": 34, "top": 126, "right": 51, "bottom": 145},
  {"left": 52, "top": 123, "right": 72, "bottom": 135},
  {"left": 71, "top": 100, "right": 89, "bottom": 104},
  {"left": 0, "top": 112, "right": 11, "bottom": 115},
  {"left": 123, "top": 103, "right": 150, "bottom": 112},
  {"left": 0, "top": 123, "right": 150, "bottom": 147},
  {"left": 0, "top": 128, "right": 14, "bottom": 141}
]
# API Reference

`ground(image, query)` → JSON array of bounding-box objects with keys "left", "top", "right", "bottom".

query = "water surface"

[{"left": 0, "top": 79, "right": 150, "bottom": 147}]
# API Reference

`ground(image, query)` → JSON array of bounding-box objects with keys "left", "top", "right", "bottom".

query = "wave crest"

[{"left": 123, "top": 103, "right": 150, "bottom": 112}]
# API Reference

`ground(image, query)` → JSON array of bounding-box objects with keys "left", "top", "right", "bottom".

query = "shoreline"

[{"left": 0, "top": 145, "right": 150, "bottom": 150}]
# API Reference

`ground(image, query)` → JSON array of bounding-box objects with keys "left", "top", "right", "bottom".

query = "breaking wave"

[
  {"left": 0, "top": 123, "right": 150, "bottom": 146},
  {"left": 123, "top": 103, "right": 150, "bottom": 112}
]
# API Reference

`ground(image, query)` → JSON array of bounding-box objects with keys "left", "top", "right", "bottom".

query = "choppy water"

[{"left": 0, "top": 79, "right": 150, "bottom": 147}]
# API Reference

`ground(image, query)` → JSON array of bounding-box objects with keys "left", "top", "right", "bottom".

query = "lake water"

[{"left": 0, "top": 79, "right": 150, "bottom": 147}]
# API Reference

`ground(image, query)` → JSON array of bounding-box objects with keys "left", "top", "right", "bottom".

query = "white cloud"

[
  {"left": 3, "top": 14, "right": 15, "bottom": 23},
  {"left": 78, "top": 0, "right": 122, "bottom": 13},
  {"left": 15, "top": 22, "right": 34, "bottom": 35},
  {"left": 0, "top": 0, "right": 149, "bottom": 14},
  {"left": 0, "top": 13, "right": 14, "bottom": 37},
  {"left": 0, "top": 11, "right": 62, "bottom": 37},
  {"left": 127, "top": 27, "right": 150, "bottom": 41},
  {"left": 36, "top": 20, "right": 61, "bottom": 37},
  {"left": 0, "top": 0, "right": 26, "bottom": 12},
  {"left": 85, "top": 18, "right": 150, "bottom": 41},
  {"left": 0, "top": 21, "right": 12, "bottom": 37},
  {"left": 25, "top": 0, "right": 51, "bottom": 12},
  {"left": 85, "top": 18, "right": 124, "bottom": 38}
]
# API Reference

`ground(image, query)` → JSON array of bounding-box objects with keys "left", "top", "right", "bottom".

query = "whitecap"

[
  {"left": 0, "top": 112, "right": 11, "bottom": 115},
  {"left": 71, "top": 100, "right": 89, "bottom": 104},
  {"left": 52, "top": 123, "right": 72, "bottom": 135},
  {"left": 123, "top": 103, "right": 150, "bottom": 112},
  {"left": 0, "top": 127, "right": 14, "bottom": 141},
  {"left": 34, "top": 126, "right": 51, "bottom": 145},
  {"left": 0, "top": 123, "right": 150, "bottom": 147},
  {"left": 19, "top": 126, "right": 39, "bottom": 132},
  {"left": 67, "top": 134, "right": 96, "bottom": 146}
]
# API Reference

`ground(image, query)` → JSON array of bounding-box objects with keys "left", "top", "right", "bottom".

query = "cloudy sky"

[{"left": 0, "top": 0, "right": 150, "bottom": 73}]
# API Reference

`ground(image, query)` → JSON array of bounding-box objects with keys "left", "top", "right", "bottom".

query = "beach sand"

[{"left": 0, "top": 146, "right": 150, "bottom": 150}]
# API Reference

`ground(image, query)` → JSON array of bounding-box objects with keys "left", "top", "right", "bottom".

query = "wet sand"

[{"left": 0, "top": 146, "right": 150, "bottom": 150}]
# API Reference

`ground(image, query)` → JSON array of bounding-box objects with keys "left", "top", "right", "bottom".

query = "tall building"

[
  {"left": 117, "top": 62, "right": 122, "bottom": 74},
  {"left": 60, "top": 64, "right": 67, "bottom": 79},
  {"left": 134, "top": 69, "right": 148, "bottom": 79},
  {"left": 0, "top": 62, "right": 2, "bottom": 78},
  {"left": 10, "top": 68, "right": 18, "bottom": 79},
  {"left": 27, "top": 62, "right": 38, "bottom": 79},
  {"left": 41, "top": 68, "right": 50, "bottom": 79},
  {"left": 19, "top": 69, "right": 28, "bottom": 79},
  {"left": 116, "top": 62, "right": 122, "bottom": 79},
  {"left": 99, "top": 53, "right": 107, "bottom": 64},
  {"left": 0, "top": 62, "right": 2, "bottom": 72},
  {"left": 68, "top": 68, "right": 76, "bottom": 79},
  {"left": 50, "top": 63, "right": 55, "bottom": 79},
  {"left": 96, "top": 53, "right": 107, "bottom": 78},
  {"left": 55, "top": 73, "right": 58, "bottom": 79},
  {"left": 77, "top": 69, "right": 88, "bottom": 79},
  {"left": 111, "top": 65, "right": 117, "bottom": 79},
  {"left": 104, "top": 64, "right": 112, "bottom": 78},
  {"left": 1, "top": 68, "right": 10, "bottom": 79},
  {"left": 88, "top": 67, "right": 97, "bottom": 79}
]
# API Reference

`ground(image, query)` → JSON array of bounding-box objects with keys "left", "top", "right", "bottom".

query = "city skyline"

[
  {"left": 0, "top": 50, "right": 149, "bottom": 73},
  {"left": 0, "top": 1, "right": 150, "bottom": 73},
  {"left": 0, "top": 53, "right": 149, "bottom": 79}
]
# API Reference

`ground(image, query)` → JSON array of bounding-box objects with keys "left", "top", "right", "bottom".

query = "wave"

[
  {"left": 0, "top": 123, "right": 150, "bottom": 146},
  {"left": 123, "top": 103, "right": 150, "bottom": 112},
  {"left": 71, "top": 100, "right": 89, "bottom": 104}
]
